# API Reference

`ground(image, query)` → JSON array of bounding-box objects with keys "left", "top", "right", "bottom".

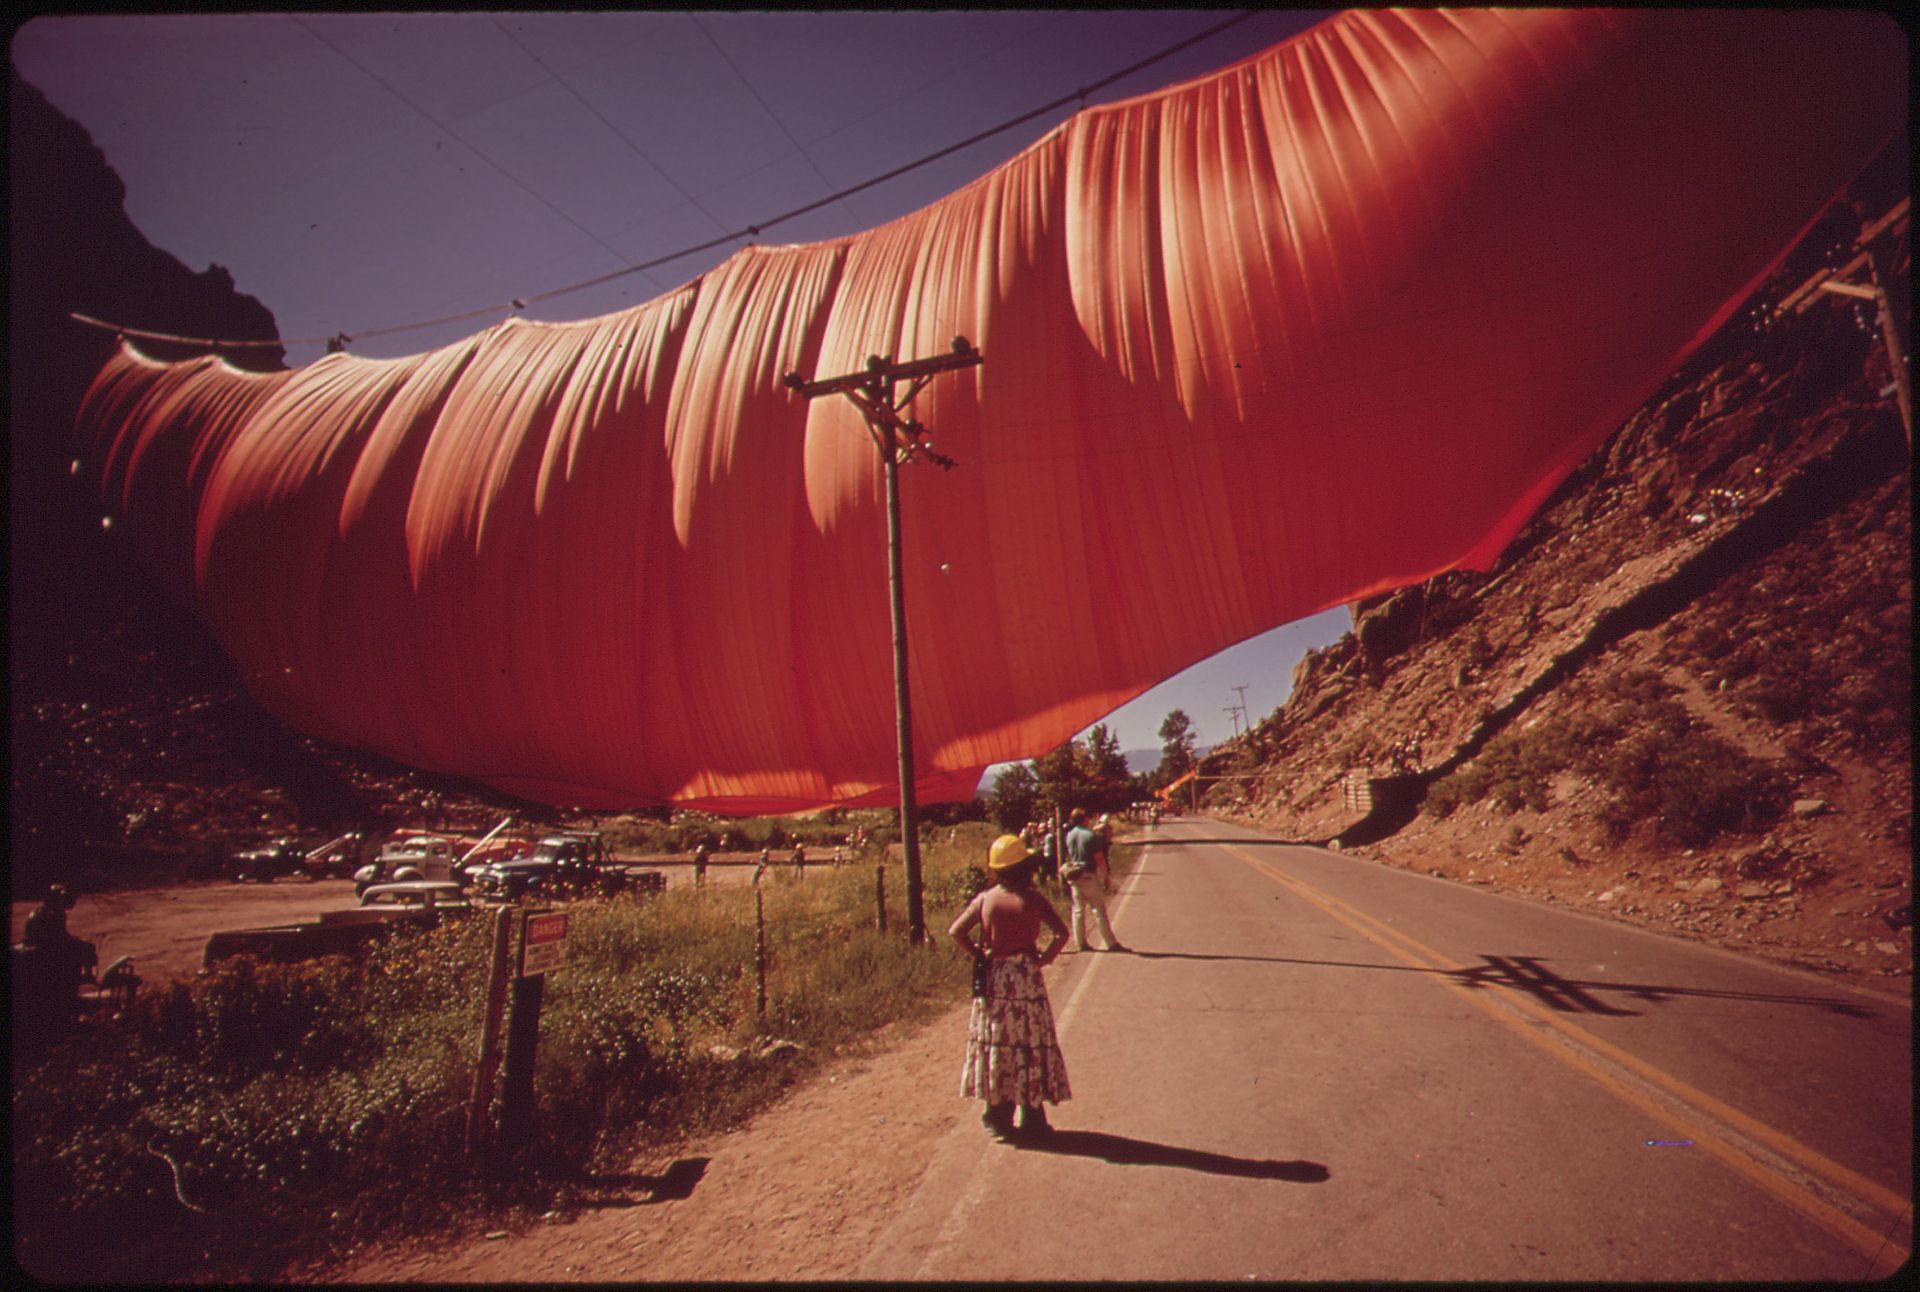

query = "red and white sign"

[{"left": 520, "top": 911, "right": 569, "bottom": 976}]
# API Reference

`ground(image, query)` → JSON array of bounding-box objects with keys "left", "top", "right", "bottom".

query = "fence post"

[
  {"left": 465, "top": 907, "right": 514, "bottom": 1160},
  {"left": 875, "top": 863, "right": 887, "bottom": 934}
]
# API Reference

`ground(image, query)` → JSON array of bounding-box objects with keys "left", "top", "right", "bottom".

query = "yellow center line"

[{"left": 1223, "top": 842, "right": 1912, "bottom": 1276}]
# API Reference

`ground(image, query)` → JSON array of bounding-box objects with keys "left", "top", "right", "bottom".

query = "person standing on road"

[
  {"left": 1063, "top": 808, "right": 1127, "bottom": 952},
  {"left": 18, "top": 884, "right": 97, "bottom": 1033},
  {"left": 950, "top": 835, "right": 1071, "bottom": 1141},
  {"left": 693, "top": 843, "right": 709, "bottom": 889}
]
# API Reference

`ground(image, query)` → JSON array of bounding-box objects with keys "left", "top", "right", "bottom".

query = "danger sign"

[{"left": 520, "top": 911, "right": 569, "bottom": 976}]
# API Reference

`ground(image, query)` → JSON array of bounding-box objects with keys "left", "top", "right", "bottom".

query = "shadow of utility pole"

[
  {"left": 1013, "top": 1130, "right": 1329, "bottom": 1183},
  {"left": 1127, "top": 950, "right": 1876, "bottom": 1019}
]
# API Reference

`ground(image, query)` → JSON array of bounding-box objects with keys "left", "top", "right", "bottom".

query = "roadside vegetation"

[
  {"left": 592, "top": 802, "right": 980, "bottom": 858},
  {"left": 13, "top": 820, "right": 1097, "bottom": 1283},
  {"left": 1422, "top": 671, "right": 1791, "bottom": 849}
]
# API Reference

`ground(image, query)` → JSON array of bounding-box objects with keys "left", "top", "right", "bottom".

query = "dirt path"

[
  {"left": 10, "top": 878, "right": 365, "bottom": 987},
  {"left": 6, "top": 860, "right": 840, "bottom": 990},
  {"left": 307, "top": 1002, "right": 972, "bottom": 1283}
]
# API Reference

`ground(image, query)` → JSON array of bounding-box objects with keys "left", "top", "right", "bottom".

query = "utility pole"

[
  {"left": 784, "top": 337, "right": 982, "bottom": 944},
  {"left": 1223, "top": 707, "right": 1241, "bottom": 740},
  {"left": 1853, "top": 199, "right": 1911, "bottom": 445},
  {"left": 1232, "top": 685, "right": 1251, "bottom": 735}
]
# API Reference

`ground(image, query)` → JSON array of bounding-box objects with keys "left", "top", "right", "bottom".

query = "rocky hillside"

[
  {"left": 1201, "top": 164, "right": 1911, "bottom": 993},
  {"left": 8, "top": 73, "right": 547, "bottom": 894}
]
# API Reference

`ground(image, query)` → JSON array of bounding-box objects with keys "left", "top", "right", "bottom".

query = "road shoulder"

[{"left": 312, "top": 999, "right": 974, "bottom": 1283}]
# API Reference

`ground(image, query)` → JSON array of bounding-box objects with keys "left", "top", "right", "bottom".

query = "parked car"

[
  {"left": 232, "top": 837, "right": 306, "bottom": 883},
  {"left": 353, "top": 834, "right": 464, "bottom": 895},
  {"left": 358, "top": 879, "right": 472, "bottom": 912},
  {"left": 203, "top": 901, "right": 445, "bottom": 971},
  {"left": 299, "top": 831, "right": 367, "bottom": 879},
  {"left": 468, "top": 831, "right": 629, "bottom": 901}
]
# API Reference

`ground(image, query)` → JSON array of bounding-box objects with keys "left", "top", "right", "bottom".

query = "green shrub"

[
  {"left": 1594, "top": 699, "right": 1789, "bottom": 846},
  {"left": 13, "top": 837, "right": 988, "bottom": 1282},
  {"left": 1612, "top": 668, "right": 1676, "bottom": 705},
  {"left": 1742, "top": 670, "right": 1816, "bottom": 724},
  {"left": 189, "top": 957, "right": 379, "bottom": 1077},
  {"left": 1714, "top": 643, "right": 1761, "bottom": 686},
  {"left": 1422, "top": 712, "right": 1599, "bottom": 820},
  {"left": 1422, "top": 772, "right": 1475, "bottom": 819}
]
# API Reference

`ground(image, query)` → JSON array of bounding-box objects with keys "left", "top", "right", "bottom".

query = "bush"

[
  {"left": 184, "top": 957, "right": 380, "bottom": 1077},
  {"left": 1594, "top": 699, "right": 1789, "bottom": 846},
  {"left": 1743, "top": 671, "right": 1816, "bottom": 725},
  {"left": 13, "top": 838, "right": 988, "bottom": 1282},
  {"left": 1612, "top": 668, "right": 1675, "bottom": 706},
  {"left": 1422, "top": 710, "right": 1613, "bottom": 819},
  {"left": 1422, "top": 773, "right": 1475, "bottom": 819}
]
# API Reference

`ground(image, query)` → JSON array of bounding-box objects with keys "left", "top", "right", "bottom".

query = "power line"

[
  {"left": 287, "top": 17, "right": 644, "bottom": 293},
  {"left": 691, "top": 15, "right": 859, "bottom": 229},
  {"left": 73, "top": 10, "right": 1265, "bottom": 352},
  {"left": 488, "top": 15, "right": 734, "bottom": 242}
]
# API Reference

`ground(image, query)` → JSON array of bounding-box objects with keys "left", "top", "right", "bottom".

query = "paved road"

[{"left": 861, "top": 816, "right": 1912, "bottom": 1282}]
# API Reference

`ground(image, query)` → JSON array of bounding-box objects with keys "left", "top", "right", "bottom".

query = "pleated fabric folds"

[{"left": 78, "top": 9, "right": 1906, "bottom": 811}]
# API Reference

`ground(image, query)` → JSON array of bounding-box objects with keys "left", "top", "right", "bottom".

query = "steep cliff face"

[
  {"left": 1206, "top": 179, "right": 1911, "bottom": 991},
  {"left": 8, "top": 69, "right": 284, "bottom": 692},
  {"left": 8, "top": 74, "right": 534, "bottom": 890}
]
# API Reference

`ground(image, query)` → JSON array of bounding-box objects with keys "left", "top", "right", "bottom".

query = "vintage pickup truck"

[{"left": 466, "top": 830, "right": 665, "bottom": 901}]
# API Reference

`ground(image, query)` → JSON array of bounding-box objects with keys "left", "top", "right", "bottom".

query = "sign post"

[
  {"left": 499, "top": 909, "right": 568, "bottom": 1156},
  {"left": 519, "top": 910, "right": 570, "bottom": 976}
]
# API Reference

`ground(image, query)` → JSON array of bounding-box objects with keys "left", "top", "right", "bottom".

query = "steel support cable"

[
  {"left": 71, "top": 10, "right": 1260, "bottom": 352},
  {"left": 488, "top": 15, "right": 735, "bottom": 243},
  {"left": 287, "top": 17, "right": 644, "bottom": 285},
  {"left": 691, "top": 15, "right": 857, "bottom": 230}
]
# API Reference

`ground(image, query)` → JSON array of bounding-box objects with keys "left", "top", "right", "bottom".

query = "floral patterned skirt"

[{"left": 960, "top": 957, "right": 1071, "bottom": 1106}]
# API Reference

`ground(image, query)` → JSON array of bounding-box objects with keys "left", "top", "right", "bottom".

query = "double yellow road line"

[{"left": 1223, "top": 842, "right": 1913, "bottom": 1279}]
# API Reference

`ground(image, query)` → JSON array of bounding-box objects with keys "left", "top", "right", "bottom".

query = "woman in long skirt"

[{"left": 949, "top": 834, "right": 1071, "bottom": 1139}]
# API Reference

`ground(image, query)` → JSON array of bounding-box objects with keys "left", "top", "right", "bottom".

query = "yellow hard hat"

[{"left": 988, "top": 834, "right": 1034, "bottom": 871}]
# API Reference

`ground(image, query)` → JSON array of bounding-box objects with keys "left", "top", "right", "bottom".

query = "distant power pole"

[
  {"left": 1223, "top": 707, "right": 1242, "bottom": 740},
  {"left": 783, "top": 338, "right": 983, "bottom": 945}
]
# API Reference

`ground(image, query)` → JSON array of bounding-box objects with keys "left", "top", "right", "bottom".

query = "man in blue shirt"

[{"left": 1061, "top": 808, "right": 1127, "bottom": 952}]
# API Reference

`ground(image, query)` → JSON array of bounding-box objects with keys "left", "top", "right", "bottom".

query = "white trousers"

[{"left": 1067, "top": 872, "right": 1121, "bottom": 950}]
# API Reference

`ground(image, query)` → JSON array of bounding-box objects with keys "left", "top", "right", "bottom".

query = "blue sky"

[{"left": 12, "top": 10, "right": 1351, "bottom": 756}]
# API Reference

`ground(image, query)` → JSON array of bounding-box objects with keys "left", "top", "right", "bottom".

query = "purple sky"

[{"left": 12, "top": 9, "right": 1351, "bottom": 758}]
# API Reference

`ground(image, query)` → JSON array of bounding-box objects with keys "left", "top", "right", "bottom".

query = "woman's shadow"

[{"left": 1012, "top": 1130, "right": 1328, "bottom": 1183}]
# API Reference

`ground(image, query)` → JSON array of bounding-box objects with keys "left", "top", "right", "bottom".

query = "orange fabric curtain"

[{"left": 79, "top": 9, "right": 1905, "bottom": 811}]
